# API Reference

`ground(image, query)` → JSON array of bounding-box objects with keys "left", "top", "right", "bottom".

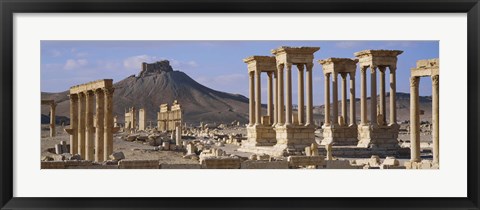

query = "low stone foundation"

[
  {"left": 160, "top": 163, "right": 202, "bottom": 169},
  {"left": 404, "top": 160, "right": 439, "bottom": 169},
  {"left": 318, "top": 145, "right": 410, "bottom": 158},
  {"left": 287, "top": 155, "right": 324, "bottom": 168},
  {"left": 245, "top": 125, "right": 277, "bottom": 146},
  {"left": 118, "top": 160, "right": 159, "bottom": 169},
  {"left": 201, "top": 157, "right": 241, "bottom": 169}
]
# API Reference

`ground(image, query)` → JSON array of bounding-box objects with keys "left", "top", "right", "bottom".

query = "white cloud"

[
  {"left": 49, "top": 50, "right": 62, "bottom": 57},
  {"left": 64, "top": 59, "right": 88, "bottom": 70}
]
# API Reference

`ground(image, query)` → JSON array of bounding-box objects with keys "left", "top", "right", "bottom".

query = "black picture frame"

[{"left": 1, "top": 0, "right": 479, "bottom": 209}]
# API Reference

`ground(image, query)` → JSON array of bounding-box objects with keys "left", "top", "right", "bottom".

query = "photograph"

[{"left": 40, "top": 40, "right": 440, "bottom": 169}]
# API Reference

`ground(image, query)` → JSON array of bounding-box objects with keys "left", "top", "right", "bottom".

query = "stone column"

[
  {"left": 248, "top": 71, "right": 255, "bottom": 126},
  {"left": 255, "top": 69, "right": 261, "bottom": 125},
  {"left": 95, "top": 89, "right": 105, "bottom": 162},
  {"left": 49, "top": 103, "right": 56, "bottom": 137},
  {"left": 410, "top": 77, "right": 420, "bottom": 162},
  {"left": 85, "top": 91, "right": 95, "bottom": 161},
  {"left": 267, "top": 72, "right": 274, "bottom": 125},
  {"left": 273, "top": 71, "right": 278, "bottom": 126},
  {"left": 278, "top": 64, "right": 285, "bottom": 125},
  {"left": 297, "top": 64, "right": 305, "bottom": 125},
  {"left": 432, "top": 75, "right": 439, "bottom": 164},
  {"left": 360, "top": 67, "right": 367, "bottom": 125},
  {"left": 349, "top": 72, "right": 356, "bottom": 126},
  {"left": 305, "top": 63, "right": 313, "bottom": 126},
  {"left": 370, "top": 66, "right": 377, "bottom": 125},
  {"left": 324, "top": 73, "right": 331, "bottom": 126},
  {"left": 332, "top": 73, "right": 338, "bottom": 126},
  {"left": 341, "top": 73, "right": 347, "bottom": 125},
  {"left": 389, "top": 66, "right": 397, "bottom": 125},
  {"left": 77, "top": 92, "right": 86, "bottom": 158},
  {"left": 104, "top": 87, "right": 114, "bottom": 161},
  {"left": 285, "top": 63, "right": 293, "bottom": 125},
  {"left": 379, "top": 66, "right": 386, "bottom": 124},
  {"left": 69, "top": 94, "right": 78, "bottom": 154}
]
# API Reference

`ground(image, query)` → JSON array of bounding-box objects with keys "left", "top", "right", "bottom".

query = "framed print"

[{"left": 1, "top": 0, "right": 479, "bottom": 209}]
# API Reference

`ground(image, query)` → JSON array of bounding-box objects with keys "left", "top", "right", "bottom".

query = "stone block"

[
  {"left": 201, "top": 157, "right": 241, "bottom": 169},
  {"left": 287, "top": 156, "right": 324, "bottom": 167},
  {"left": 41, "top": 161, "right": 65, "bottom": 169},
  {"left": 160, "top": 164, "right": 202, "bottom": 169},
  {"left": 109, "top": 151, "right": 126, "bottom": 161},
  {"left": 119, "top": 160, "right": 159, "bottom": 169},
  {"left": 64, "top": 160, "right": 93, "bottom": 167}
]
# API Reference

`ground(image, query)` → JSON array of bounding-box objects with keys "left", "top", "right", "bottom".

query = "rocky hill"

[{"left": 41, "top": 60, "right": 250, "bottom": 124}]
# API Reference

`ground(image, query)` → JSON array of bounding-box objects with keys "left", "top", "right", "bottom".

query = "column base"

[
  {"left": 244, "top": 124, "right": 277, "bottom": 147},
  {"left": 272, "top": 124, "right": 315, "bottom": 154}
]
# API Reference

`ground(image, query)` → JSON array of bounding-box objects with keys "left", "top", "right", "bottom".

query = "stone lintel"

[
  {"left": 354, "top": 49, "right": 403, "bottom": 69},
  {"left": 41, "top": 99, "right": 56, "bottom": 106},
  {"left": 244, "top": 56, "right": 277, "bottom": 73},
  {"left": 159, "top": 103, "right": 170, "bottom": 112},
  {"left": 319, "top": 58, "right": 358, "bottom": 74},
  {"left": 69, "top": 79, "right": 113, "bottom": 94},
  {"left": 271, "top": 46, "right": 320, "bottom": 65},
  {"left": 411, "top": 58, "right": 439, "bottom": 77}
]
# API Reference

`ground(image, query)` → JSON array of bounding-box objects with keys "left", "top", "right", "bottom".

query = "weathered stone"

[
  {"left": 241, "top": 160, "right": 289, "bottom": 169},
  {"left": 119, "top": 160, "right": 159, "bottom": 169},
  {"left": 109, "top": 151, "right": 125, "bottom": 161}
]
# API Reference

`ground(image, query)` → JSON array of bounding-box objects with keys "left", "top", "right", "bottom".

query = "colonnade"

[
  {"left": 410, "top": 59, "right": 439, "bottom": 164},
  {"left": 66, "top": 79, "right": 115, "bottom": 162}
]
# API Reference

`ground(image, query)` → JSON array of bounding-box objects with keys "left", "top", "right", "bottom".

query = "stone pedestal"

[
  {"left": 244, "top": 125, "right": 277, "bottom": 147},
  {"left": 272, "top": 125, "right": 315, "bottom": 153},
  {"left": 321, "top": 124, "right": 358, "bottom": 146},
  {"left": 357, "top": 124, "right": 400, "bottom": 148}
]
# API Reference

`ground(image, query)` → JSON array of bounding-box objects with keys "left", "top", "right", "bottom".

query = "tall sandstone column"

[
  {"left": 273, "top": 72, "right": 278, "bottom": 126},
  {"left": 77, "top": 92, "right": 86, "bottom": 158},
  {"left": 305, "top": 63, "right": 313, "bottom": 126},
  {"left": 341, "top": 73, "right": 347, "bottom": 124},
  {"left": 410, "top": 77, "right": 420, "bottom": 162},
  {"left": 297, "top": 64, "right": 305, "bottom": 125},
  {"left": 285, "top": 63, "right": 292, "bottom": 125},
  {"left": 389, "top": 67, "right": 397, "bottom": 125},
  {"left": 370, "top": 66, "right": 377, "bottom": 125},
  {"left": 332, "top": 73, "right": 338, "bottom": 125},
  {"left": 104, "top": 87, "right": 114, "bottom": 161},
  {"left": 432, "top": 75, "right": 439, "bottom": 164},
  {"left": 379, "top": 67, "right": 386, "bottom": 124},
  {"left": 349, "top": 73, "right": 356, "bottom": 126},
  {"left": 360, "top": 67, "right": 367, "bottom": 125},
  {"left": 69, "top": 94, "right": 78, "bottom": 154},
  {"left": 324, "top": 73, "right": 331, "bottom": 126},
  {"left": 85, "top": 91, "right": 95, "bottom": 161},
  {"left": 277, "top": 64, "right": 285, "bottom": 125},
  {"left": 255, "top": 69, "right": 261, "bottom": 125},
  {"left": 49, "top": 103, "right": 56, "bottom": 137},
  {"left": 249, "top": 71, "right": 255, "bottom": 126},
  {"left": 95, "top": 89, "right": 105, "bottom": 162},
  {"left": 267, "top": 72, "right": 274, "bottom": 125}
]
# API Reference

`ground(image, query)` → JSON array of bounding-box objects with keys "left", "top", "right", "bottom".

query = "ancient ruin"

[
  {"left": 319, "top": 58, "right": 358, "bottom": 146},
  {"left": 408, "top": 58, "right": 439, "bottom": 166},
  {"left": 354, "top": 50, "right": 403, "bottom": 148},
  {"left": 139, "top": 108, "right": 146, "bottom": 131},
  {"left": 64, "top": 79, "right": 118, "bottom": 162},
  {"left": 157, "top": 100, "right": 182, "bottom": 132},
  {"left": 41, "top": 99, "right": 56, "bottom": 137},
  {"left": 124, "top": 107, "right": 137, "bottom": 132}
]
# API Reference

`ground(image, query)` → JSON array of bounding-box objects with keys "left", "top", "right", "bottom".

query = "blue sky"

[{"left": 41, "top": 41, "right": 438, "bottom": 105}]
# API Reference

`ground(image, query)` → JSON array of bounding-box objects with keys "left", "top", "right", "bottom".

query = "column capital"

[
  {"left": 360, "top": 66, "right": 368, "bottom": 73},
  {"left": 277, "top": 63, "right": 285, "bottom": 70},
  {"left": 410, "top": 77, "right": 419, "bottom": 87},
  {"left": 370, "top": 65, "right": 377, "bottom": 73},
  {"left": 305, "top": 63, "right": 313, "bottom": 70},
  {"left": 431, "top": 75, "right": 439, "bottom": 85},
  {"left": 378, "top": 66, "right": 387, "bottom": 73},
  {"left": 340, "top": 72, "right": 348, "bottom": 79},
  {"left": 267, "top": 71, "right": 273, "bottom": 77},
  {"left": 103, "top": 87, "right": 115, "bottom": 96},
  {"left": 94, "top": 88, "right": 103, "bottom": 95},
  {"left": 69, "top": 94, "right": 78, "bottom": 101},
  {"left": 78, "top": 92, "right": 85, "bottom": 98},
  {"left": 389, "top": 65, "right": 397, "bottom": 72},
  {"left": 349, "top": 72, "right": 355, "bottom": 78},
  {"left": 296, "top": 64, "right": 305, "bottom": 71},
  {"left": 84, "top": 90, "right": 94, "bottom": 96},
  {"left": 285, "top": 62, "right": 292, "bottom": 70}
]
